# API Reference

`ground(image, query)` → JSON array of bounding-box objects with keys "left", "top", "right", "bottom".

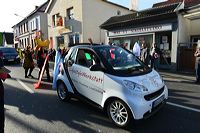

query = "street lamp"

[{"left": 14, "top": 13, "right": 26, "bottom": 19}]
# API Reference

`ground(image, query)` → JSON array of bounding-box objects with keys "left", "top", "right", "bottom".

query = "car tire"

[
  {"left": 57, "top": 81, "right": 71, "bottom": 102},
  {"left": 107, "top": 99, "right": 132, "bottom": 128}
]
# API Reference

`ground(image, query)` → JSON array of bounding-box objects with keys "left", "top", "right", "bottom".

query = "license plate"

[{"left": 153, "top": 95, "right": 165, "bottom": 107}]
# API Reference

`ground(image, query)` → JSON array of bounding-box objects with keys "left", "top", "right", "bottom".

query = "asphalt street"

[{"left": 2, "top": 64, "right": 200, "bottom": 133}]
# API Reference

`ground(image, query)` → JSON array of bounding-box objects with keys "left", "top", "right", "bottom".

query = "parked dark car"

[{"left": 0, "top": 47, "right": 20, "bottom": 64}]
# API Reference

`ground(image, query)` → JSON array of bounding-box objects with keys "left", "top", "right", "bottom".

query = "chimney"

[
  {"left": 129, "top": 0, "right": 138, "bottom": 11},
  {"left": 35, "top": 6, "right": 39, "bottom": 10}
]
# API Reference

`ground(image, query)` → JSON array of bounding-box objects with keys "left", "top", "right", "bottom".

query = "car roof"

[{"left": 70, "top": 44, "right": 112, "bottom": 50}]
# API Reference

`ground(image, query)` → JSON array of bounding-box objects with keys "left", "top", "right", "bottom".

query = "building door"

[{"left": 155, "top": 31, "right": 172, "bottom": 69}]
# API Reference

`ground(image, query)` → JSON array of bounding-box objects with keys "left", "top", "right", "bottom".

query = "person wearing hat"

[
  {"left": 22, "top": 46, "right": 35, "bottom": 78},
  {"left": 194, "top": 44, "right": 200, "bottom": 84},
  {"left": 0, "top": 53, "right": 11, "bottom": 133}
]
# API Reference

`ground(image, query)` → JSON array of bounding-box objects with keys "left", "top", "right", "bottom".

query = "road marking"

[
  {"left": 167, "top": 102, "right": 200, "bottom": 113},
  {"left": 17, "top": 79, "right": 34, "bottom": 94}
]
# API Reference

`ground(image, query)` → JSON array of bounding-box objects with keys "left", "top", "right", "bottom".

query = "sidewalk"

[{"left": 159, "top": 70, "right": 196, "bottom": 83}]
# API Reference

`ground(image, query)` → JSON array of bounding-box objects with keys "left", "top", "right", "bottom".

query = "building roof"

[
  {"left": 100, "top": 3, "right": 179, "bottom": 30},
  {"left": 12, "top": 0, "right": 49, "bottom": 27},
  {"left": 153, "top": 0, "right": 200, "bottom": 8}
]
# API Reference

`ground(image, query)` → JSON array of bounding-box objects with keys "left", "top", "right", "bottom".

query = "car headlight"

[{"left": 123, "top": 80, "right": 148, "bottom": 93}]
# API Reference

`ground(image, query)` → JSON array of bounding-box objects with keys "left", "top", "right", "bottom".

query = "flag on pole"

[
  {"left": 52, "top": 50, "right": 63, "bottom": 89},
  {"left": 129, "top": 0, "right": 138, "bottom": 11}
]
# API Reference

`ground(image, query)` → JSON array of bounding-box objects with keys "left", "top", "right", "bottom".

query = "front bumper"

[{"left": 127, "top": 85, "right": 168, "bottom": 120}]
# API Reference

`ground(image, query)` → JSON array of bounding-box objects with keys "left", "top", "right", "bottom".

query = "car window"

[
  {"left": 69, "top": 48, "right": 77, "bottom": 62},
  {"left": 96, "top": 46, "right": 147, "bottom": 71},
  {"left": 76, "top": 49, "right": 99, "bottom": 68}
]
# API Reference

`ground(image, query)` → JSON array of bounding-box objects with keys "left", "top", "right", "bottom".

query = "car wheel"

[
  {"left": 107, "top": 99, "right": 132, "bottom": 128},
  {"left": 57, "top": 81, "right": 70, "bottom": 102}
]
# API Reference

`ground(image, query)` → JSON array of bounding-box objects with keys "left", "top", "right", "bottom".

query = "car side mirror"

[
  {"left": 68, "top": 60, "right": 74, "bottom": 67},
  {"left": 90, "top": 64, "right": 102, "bottom": 71}
]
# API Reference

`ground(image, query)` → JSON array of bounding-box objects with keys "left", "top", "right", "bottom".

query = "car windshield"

[
  {"left": 0, "top": 48, "right": 17, "bottom": 53},
  {"left": 95, "top": 46, "right": 147, "bottom": 71}
]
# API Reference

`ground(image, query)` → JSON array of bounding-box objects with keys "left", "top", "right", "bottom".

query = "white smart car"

[{"left": 56, "top": 44, "right": 168, "bottom": 127}]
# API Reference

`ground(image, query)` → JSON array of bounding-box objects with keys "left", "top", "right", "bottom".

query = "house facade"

[
  {"left": 45, "top": 0, "right": 133, "bottom": 49},
  {"left": 12, "top": 1, "right": 49, "bottom": 49},
  {"left": 101, "top": 0, "right": 200, "bottom": 71}
]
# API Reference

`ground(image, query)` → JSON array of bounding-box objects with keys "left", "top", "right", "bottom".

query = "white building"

[
  {"left": 45, "top": 0, "right": 133, "bottom": 49},
  {"left": 101, "top": 1, "right": 200, "bottom": 71},
  {"left": 12, "top": 1, "right": 49, "bottom": 49}
]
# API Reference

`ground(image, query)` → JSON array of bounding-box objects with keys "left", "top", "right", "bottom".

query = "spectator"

[
  {"left": 22, "top": 46, "right": 35, "bottom": 78},
  {"left": 194, "top": 45, "right": 200, "bottom": 84},
  {"left": 121, "top": 43, "right": 128, "bottom": 50},
  {"left": 140, "top": 43, "right": 150, "bottom": 66},
  {"left": 132, "top": 41, "right": 141, "bottom": 58},
  {"left": 150, "top": 43, "right": 160, "bottom": 70}
]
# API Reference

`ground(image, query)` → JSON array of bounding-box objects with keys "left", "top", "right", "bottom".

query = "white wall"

[
  {"left": 47, "top": 0, "right": 83, "bottom": 48},
  {"left": 47, "top": 0, "right": 132, "bottom": 47},
  {"left": 190, "top": 19, "right": 200, "bottom": 36},
  {"left": 82, "top": 0, "right": 132, "bottom": 44},
  {"left": 39, "top": 13, "right": 48, "bottom": 40},
  {"left": 171, "top": 30, "right": 178, "bottom": 67},
  {"left": 178, "top": 14, "right": 190, "bottom": 43}
]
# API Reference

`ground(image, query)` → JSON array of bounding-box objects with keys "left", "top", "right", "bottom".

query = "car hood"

[
  {"left": 106, "top": 69, "right": 164, "bottom": 93},
  {"left": 3, "top": 53, "right": 17, "bottom": 55}
]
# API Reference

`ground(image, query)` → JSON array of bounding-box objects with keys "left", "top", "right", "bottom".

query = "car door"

[{"left": 68, "top": 48, "right": 104, "bottom": 105}]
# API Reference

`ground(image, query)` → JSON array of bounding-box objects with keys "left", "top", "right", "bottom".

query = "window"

[
  {"left": 67, "top": 7, "right": 74, "bottom": 20},
  {"left": 30, "top": 18, "right": 38, "bottom": 31},
  {"left": 76, "top": 49, "right": 99, "bottom": 68},
  {"left": 117, "top": 10, "right": 121, "bottom": 15},
  {"left": 26, "top": 22, "right": 28, "bottom": 32},
  {"left": 69, "top": 34, "right": 74, "bottom": 44},
  {"left": 75, "top": 34, "right": 79, "bottom": 43},
  {"left": 36, "top": 18, "right": 39, "bottom": 30},
  {"left": 69, "top": 34, "right": 79, "bottom": 45},
  {"left": 57, "top": 36, "right": 64, "bottom": 48},
  {"left": 69, "top": 48, "right": 77, "bottom": 63},
  {"left": 52, "top": 13, "right": 60, "bottom": 27}
]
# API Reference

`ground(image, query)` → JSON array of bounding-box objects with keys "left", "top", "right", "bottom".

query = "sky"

[{"left": 0, "top": 0, "right": 165, "bottom": 32}]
